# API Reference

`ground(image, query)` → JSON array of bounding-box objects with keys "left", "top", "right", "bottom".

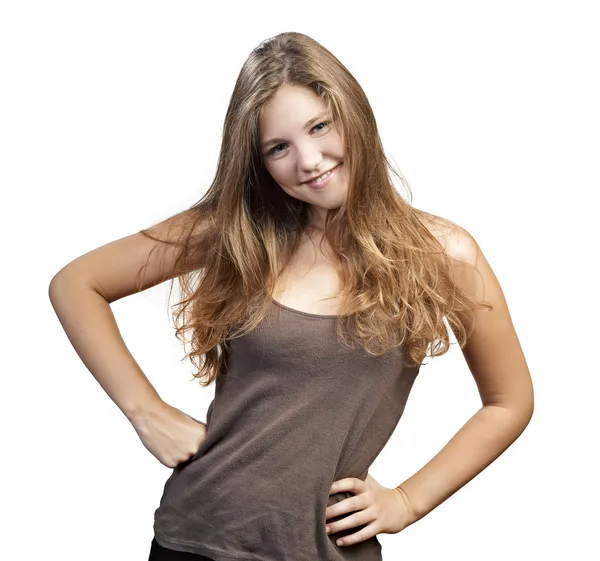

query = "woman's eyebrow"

[{"left": 261, "top": 112, "right": 328, "bottom": 149}]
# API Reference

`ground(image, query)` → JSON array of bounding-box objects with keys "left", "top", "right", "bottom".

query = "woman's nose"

[{"left": 296, "top": 150, "right": 322, "bottom": 174}]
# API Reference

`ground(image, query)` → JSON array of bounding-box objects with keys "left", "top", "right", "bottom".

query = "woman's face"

[{"left": 259, "top": 85, "right": 347, "bottom": 229}]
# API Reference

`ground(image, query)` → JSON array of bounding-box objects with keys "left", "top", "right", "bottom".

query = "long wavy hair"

[{"left": 137, "top": 31, "right": 492, "bottom": 386}]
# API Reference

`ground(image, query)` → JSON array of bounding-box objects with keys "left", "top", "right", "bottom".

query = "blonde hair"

[{"left": 137, "top": 32, "right": 492, "bottom": 386}]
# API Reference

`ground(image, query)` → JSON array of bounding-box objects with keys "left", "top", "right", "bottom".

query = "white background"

[{"left": 2, "top": 1, "right": 598, "bottom": 559}]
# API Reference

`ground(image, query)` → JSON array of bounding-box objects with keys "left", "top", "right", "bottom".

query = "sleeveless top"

[{"left": 152, "top": 297, "right": 421, "bottom": 561}]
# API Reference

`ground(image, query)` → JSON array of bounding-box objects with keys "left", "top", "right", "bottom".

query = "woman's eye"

[
  {"left": 270, "top": 144, "right": 286, "bottom": 155},
  {"left": 267, "top": 121, "right": 330, "bottom": 157}
]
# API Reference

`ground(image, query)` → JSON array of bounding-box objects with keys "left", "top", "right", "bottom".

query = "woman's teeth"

[{"left": 312, "top": 169, "right": 332, "bottom": 183}]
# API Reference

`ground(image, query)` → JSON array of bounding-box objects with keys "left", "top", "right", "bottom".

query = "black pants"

[{"left": 148, "top": 537, "right": 215, "bottom": 561}]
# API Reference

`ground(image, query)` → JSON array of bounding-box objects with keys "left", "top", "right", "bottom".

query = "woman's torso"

[{"left": 152, "top": 225, "right": 425, "bottom": 560}]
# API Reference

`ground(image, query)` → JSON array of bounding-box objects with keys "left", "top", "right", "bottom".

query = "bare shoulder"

[
  {"left": 413, "top": 207, "right": 478, "bottom": 265},
  {"left": 413, "top": 212, "right": 534, "bottom": 415}
]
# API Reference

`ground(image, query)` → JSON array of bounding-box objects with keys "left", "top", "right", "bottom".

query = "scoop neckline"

[{"left": 269, "top": 296, "right": 340, "bottom": 319}]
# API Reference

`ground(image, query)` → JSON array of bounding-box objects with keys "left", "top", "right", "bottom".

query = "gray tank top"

[{"left": 153, "top": 297, "right": 421, "bottom": 560}]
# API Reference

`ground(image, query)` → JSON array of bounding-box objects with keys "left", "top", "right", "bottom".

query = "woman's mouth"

[{"left": 303, "top": 163, "right": 341, "bottom": 190}]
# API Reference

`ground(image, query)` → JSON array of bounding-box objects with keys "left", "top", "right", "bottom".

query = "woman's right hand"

[{"left": 129, "top": 400, "right": 208, "bottom": 468}]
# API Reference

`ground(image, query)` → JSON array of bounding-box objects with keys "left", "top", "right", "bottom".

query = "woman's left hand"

[{"left": 325, "top": 473, "right": 416, "bottom": 547}]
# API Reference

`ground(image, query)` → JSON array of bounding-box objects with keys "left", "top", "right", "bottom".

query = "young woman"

[{"left": 49, "top": 32, "right": 534, "bottom": 561}]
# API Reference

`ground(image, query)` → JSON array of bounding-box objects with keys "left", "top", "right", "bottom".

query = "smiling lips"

[{"left": 302, "top": 163, "right": 341, "bottom": 185}]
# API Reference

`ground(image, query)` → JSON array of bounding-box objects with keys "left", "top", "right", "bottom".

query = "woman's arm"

[
  {"left": 49, "top": 268, "right": 162, "bottom": 423},
  {"left": 48, "top": 212, "right": 205, "bottom": 425},
  {"left": 396, "top": 224, "right": 534, "bottom": 522}
]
